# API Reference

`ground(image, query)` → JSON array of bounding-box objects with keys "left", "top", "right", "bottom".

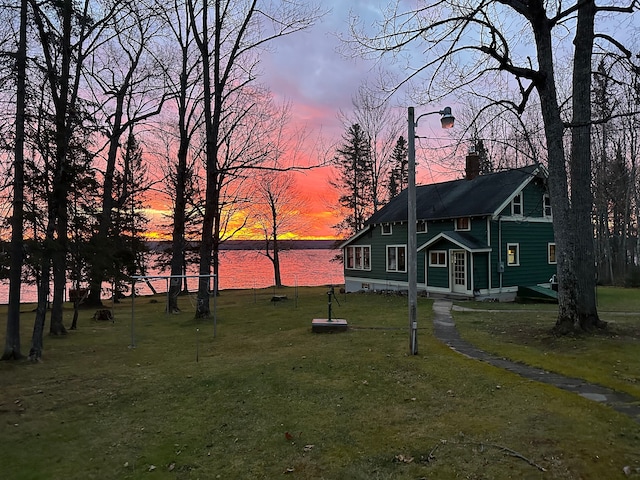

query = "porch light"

[{"left": 407, "top": 106, "right": 455, "bottom": 355}]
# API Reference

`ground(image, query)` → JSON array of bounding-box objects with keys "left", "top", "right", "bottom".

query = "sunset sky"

[
  {"left": 144, "top": 2, "right": 463, "bottom": 240},
  {"left": 254, "top": 1, "right": 462, "bottom": 239},
  {"left": 258, "top": 2, "right": 388, "bottom": 239}
]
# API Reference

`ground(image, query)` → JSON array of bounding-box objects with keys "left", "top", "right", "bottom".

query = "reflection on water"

[
  {"left": 2, "top": 249, "right": 344, "bottom": 304},
  {"left": 217, "top": 249, "right": 343, "bottom": 290}
]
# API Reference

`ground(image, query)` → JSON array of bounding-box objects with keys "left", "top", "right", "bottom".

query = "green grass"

[
  {"left": 454, "top": 286, "right": 640, "bottom": 399},
  {"left": 1, "top": 287, "right": 640, "bottom": 479}
]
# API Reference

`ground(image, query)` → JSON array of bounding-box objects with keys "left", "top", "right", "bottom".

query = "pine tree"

[
  {"left": 106, "top": 132, "right": 150, "bottom": 297},
  {"left": 332, "top": 124, "right": 373, "bottom": 236},
  {"left": 387, "top": 136, "right": 408, "bottom": 200},
  {"left": 473, "top": 137, "right": 493, "bottom": 175}
]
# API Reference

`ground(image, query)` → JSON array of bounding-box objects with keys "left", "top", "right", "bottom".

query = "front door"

[{"left": 451, "top": 250, "right": 467, "bottom": 293}]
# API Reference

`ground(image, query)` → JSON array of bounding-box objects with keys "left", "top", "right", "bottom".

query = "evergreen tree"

[
  {"left": 101, "top": 131, "right": 150, "bottom": 298},
  {"left": 387, "top": 136, "right": 408, "bottom": 200},
  {"left": 473, "top": 137, "right": 493, "bottom": 175},
  {"left": 332, "top": 123, "right": 373, "bottom": 236}
]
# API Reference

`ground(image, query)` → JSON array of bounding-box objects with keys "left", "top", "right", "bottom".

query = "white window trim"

[
  {"left": 543, "top": 194, "right": 552, "bottom": 218},
  {"left": 455, "top": 217, "right": 471, "bottom": 231},
  {"left": 548, "top": 242, "right": 557, "bottom": 264},
  {"left": 429, "top": 250, "right": 447, "bottom": 267},
  {"left": 512, "top": 192, "right": 523, "bottom": 216},
  {"left": 507, "top": 243, "right": 520, "bottom": 266},
  {"left": 417, "top": 220, "right": 427, "bottom": 233},
  {"left": 386, "top": 244, "right": 407, "bottom": 273},
  {"left": 381, "top": 224, "right": 392, "bottom": 235},
  {"left": 345, "top": 245, "right": 371, "bottom": 271}
]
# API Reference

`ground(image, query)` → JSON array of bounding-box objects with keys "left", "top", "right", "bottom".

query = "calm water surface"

[{"left": 2, "top": 249, "right": 344, "bottom": 304}]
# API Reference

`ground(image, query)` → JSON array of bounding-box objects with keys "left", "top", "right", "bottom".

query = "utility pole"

[{"left": 407, "top": 106, "right": 454, "bottom": 355}]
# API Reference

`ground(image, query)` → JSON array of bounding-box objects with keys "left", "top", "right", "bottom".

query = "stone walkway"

[{"left": 431, "top": 299, "right": 640, "bottom": 424}]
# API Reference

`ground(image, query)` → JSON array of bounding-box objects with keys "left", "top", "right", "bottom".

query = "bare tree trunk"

[
  {"left": 167, "top": 49, "right": 190, "bottom": 313},
  {"left": 559, "top": 0, "right": 603, "bottom": 332},
  {"left": 29, "top": 238, "right": 53, "bottom": 361},
  {"left": 2, "top": 0, "right": 28, "bottom": 361},
  {"left": 47, "top": 0, "right": 73, "bottom": 337},
  {"left": 527, "top": 6, "right": 578, "bottom": 333},
  {"left": 191, "top": 0, "right": 215, "bottom": 318}
]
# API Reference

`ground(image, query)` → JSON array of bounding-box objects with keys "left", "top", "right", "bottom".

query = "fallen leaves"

[{"left": 393, "top": 453, "right": 414, "bottom": 464}]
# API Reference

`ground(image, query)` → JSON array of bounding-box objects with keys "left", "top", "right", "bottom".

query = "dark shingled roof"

[
  {"left": 420, "top": 231, "right": 491, "bottom": 252},
  {"left": 366, "top": 164, "right": 542, "bottom": 225}
]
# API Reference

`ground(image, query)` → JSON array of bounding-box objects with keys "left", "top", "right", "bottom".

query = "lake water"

[{"left": 1, "top": 249, "right": 344, "bottom": 304}]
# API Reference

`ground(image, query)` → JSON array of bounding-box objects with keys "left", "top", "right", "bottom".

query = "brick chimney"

[{"left": 465, "top": 149, "right": 480, "bottom": 180}]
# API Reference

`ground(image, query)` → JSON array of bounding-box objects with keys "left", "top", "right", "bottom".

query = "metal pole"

[
  {"left": 213, "top": 274, "right": 218, "bottom": 338},
  {"left": 408, "top": 107, "right": 418, "bottom": 355},
  {"left": 130, "top": 279, "right": 136, "bottom": 348}
]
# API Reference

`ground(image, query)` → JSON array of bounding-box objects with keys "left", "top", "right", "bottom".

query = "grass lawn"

[
  {"left": 454, "top": 286, "right": 640, "bottom": 399},
  {"left": 1, "top": 286, "right": 640, "bottom": 479}
]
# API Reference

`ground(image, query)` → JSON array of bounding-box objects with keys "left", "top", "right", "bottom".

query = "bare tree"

[
  {"left": 187, "top": 0, "right": 324, "bottom": 318},
  {"left": 349, "top": 0, "right": 639, "bottom": 333},
  {"left": 84, "top": 1, "right": 167, "bottom": 307},
  {"left": 250, "top": 171, "right": 308, "bottom": 288},
  {"left": 2, "top": 0, "right": 27, "bottom": 360},
  {"left": 592, "top": 57, "right": 640, "bottom": 285},
  {"left": 27, "top": 0, "right": 121, "bottom": 359},
  {"left": 154, "top": 0, "right": 205, "bottom": 313}
]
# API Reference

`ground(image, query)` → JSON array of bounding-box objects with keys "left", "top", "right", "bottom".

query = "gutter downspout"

[
  {"left": 498, "top": 216, "right": 503, "bottom": 293},
  {"left": 487, "top": 217, "right": 492, "bottom": 293}
]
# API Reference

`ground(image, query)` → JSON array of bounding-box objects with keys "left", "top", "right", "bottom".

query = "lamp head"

[{"left": 440, "top": 107, "right": 455, "bottom": 129}]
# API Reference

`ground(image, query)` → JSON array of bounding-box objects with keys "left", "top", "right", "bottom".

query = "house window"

[
  {"left": 507, "top": 243, "right": 520, "bottom": 266},
  {"left": 548, "top": 243, "right": 556, "bottom": 264},
  {"left": 345, "top": 246, "right": 371, "bottom": 271},
  {"left": 543, "top": 194, "right": 552, "bottom": 218},
  {"left": 386, "top": 245, "right": 407, "bottom": 272},
  {"left": 429, "top": 250, "right": 447, "bottom": 267},
  {"left": 455, "top": 217, "right": 471, "bottom": 231},
  {"left": 417, "top": 220, "right": 427, "bottom": 233},
  {"left": 381, "top": 224, "right": 392, "bottom": 235},
  {"left": 512, "top": 192, "right": 523, "bottom": 216}
]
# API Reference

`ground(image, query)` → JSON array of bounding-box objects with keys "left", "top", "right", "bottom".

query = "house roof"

[
  {"left": 419, "top": 231, "right": 491, "bottom": 253},
  {"left": 337, "top": 225, "right": 371, "bottom": 249},
  {"left": 365, "top": 164, "right": 543, "bottom": 225}
]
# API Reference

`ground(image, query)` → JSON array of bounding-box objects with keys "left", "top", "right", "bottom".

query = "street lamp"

[{"left": 407, "top": 106, "right": 455, "bottom": 355}]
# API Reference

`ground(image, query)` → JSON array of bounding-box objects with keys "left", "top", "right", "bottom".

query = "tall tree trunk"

[
  {"left": 47, "top": 0, "right": 73, "bottom": 337},
  {"left": 2, "top": 0, "right": 28, "bottom": 360},
  {"left": 29, "top": 214, "right": 56, "bottom": 360},
  {"left": 192, "top": 0, "right": 215, "bottom": 318},
  {"left": 272, "top": 234, "right": 282, "bottom": 287},
  {"left": 86, "top": 93, "right": 127, "bottom": 307},
  {"left": 561, "top": 0, "right": 604, "bottom": 332},
  {"left": 528, "top": 3, "right": 578, "bottom": 333},
  {"left": 29, "top": 269, "right": 50, "bottom": 362},
  {"left": 526, "top": 1, "right": 604, "bottom": 334},
  {"left": 168, "top": 49, "right": 190, "bottom": 313}
]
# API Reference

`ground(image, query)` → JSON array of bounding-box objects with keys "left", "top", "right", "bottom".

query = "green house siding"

[
  {"left": 426, "top": 264, "right": 449, "bottom": 288},
  {"left": 345, "top": 226, "right": 402, "bottom": 283},
  {"left": 493, "top": 220, "right": 556, "bottom": 286},
  {"left": 343, "top": 165, "right": 555, "bottom": 297},
  {"left": 425, "top": 238, "right": 458, "bottom": 289},
  {"left": 498, "top": 178, "right": 549, "bottom": 218},
  {"left": 472, "top": 252, "right": 489, "bottom": 290}
]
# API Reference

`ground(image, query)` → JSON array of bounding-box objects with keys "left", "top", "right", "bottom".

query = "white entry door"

[{"left": 451, "top": 250, "right": 467, "bottom": 293}]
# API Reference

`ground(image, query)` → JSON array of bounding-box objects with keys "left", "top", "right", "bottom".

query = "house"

[{"left": 340, "top": 154, "right": 556, "bottom": 300}]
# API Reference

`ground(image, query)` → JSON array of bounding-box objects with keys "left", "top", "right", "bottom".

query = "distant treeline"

[{"left": 147, "top": 239, "right": 341, "bottom": 252}]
